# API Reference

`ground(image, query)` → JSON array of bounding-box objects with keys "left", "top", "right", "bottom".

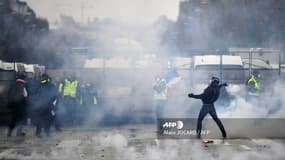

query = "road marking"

[
  {"left": 223, "top": 141, "right": 231, "bottom": 146},
  {"left": 57, "top": 140, "right": 81, "bottom": 148},
  {"left": 240, "top": 145, "right": 251, "bottom": 150}
]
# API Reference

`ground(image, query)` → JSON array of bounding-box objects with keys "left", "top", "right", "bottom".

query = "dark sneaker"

[
  {"left": 222, "top": 132, "right": 227, "bottom": 139},
  {"left": 196, "top": 134, "right": 201, "bottom": 139}
]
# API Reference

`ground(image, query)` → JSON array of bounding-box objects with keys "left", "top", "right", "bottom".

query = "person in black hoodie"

[
  {"left": 188, "top": 77, "right": 227, "bottom": 139},
  {"left": 35, "top": 74, "right": 57, "bottom": 137}
]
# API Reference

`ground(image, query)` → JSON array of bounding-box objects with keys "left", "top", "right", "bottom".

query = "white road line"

[{"left": 240, "top": 145, "right": 251, "bottom": 150}]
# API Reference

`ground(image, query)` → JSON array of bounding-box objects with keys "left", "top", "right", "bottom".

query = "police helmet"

[{"left": 253, "top": 70, "right": 260, "bottom": 77}]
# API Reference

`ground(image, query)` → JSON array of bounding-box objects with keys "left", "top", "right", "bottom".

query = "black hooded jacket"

[
  {"left": 191, "top": 83, "right": 227, "bottom": 105},
  {"left": 37, "top": 81, "right": 57, "bottom": 111}
]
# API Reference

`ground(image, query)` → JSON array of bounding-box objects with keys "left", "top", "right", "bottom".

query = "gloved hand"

[
  {"left": 53, "top": 99, "right": 57, "bottom": 106},
  {"left": 188, "top": 93, "right": 194, "bottom": 98}
]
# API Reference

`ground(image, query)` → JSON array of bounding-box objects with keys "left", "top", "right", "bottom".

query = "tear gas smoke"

[
  {"left": 1, "top": 132, "right": 285, "bottom": 160},
  {"left": 6, "top": 0, "right": 282, "bottom": 125}
]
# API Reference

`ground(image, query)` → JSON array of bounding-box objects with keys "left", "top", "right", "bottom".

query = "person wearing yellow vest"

[
  {"left": 61, "top": 73, "right": 79, "bottom": 126},
  {"left": 153, "top": 72, "right": 168, "bottom": 118},
  {"left": 53, "top": 77, "right": 66, "bottom": 130},
  {"left": 57, "top": 72, "right": 67, "bottom": 97},
  {"left": 78, "top": 82, "right": 98, "bottom": 123},
  {"left": 79, "top": 82, "right": 98, "bottom": 107},
  {"left": 247, "top": 70, "right": 261, "bottom": 97}
]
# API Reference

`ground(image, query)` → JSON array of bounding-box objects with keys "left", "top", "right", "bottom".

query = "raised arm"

[
  {"left": 218, "top": 83, "right": 228, "bottom": 89},
  {"left": 188, "top": 93, "right": 203, "bottom": 99},
  {"left": 188, "top": 86, "right": 213, "bottom": 100}
]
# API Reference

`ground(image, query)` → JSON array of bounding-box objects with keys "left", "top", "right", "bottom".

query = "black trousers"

[
  {"left": 8, "top": 103, "right": 26, "bottom": 136},
  {"left": 196, "top": 104, "right": 227, "bottom": 138},
  {"left": 53, "top": 115, "right": 61, "bottom": 131},
  {"left": 63, "top": 96, "right": 77, "bottom": 126},
  {"left": 8, "top": 110, "right": 25, "bottom": 136},
  {"left": 35, "top": 108, "right": 52, "bottom": 136},
  {"left": 35, "top": 119, "right": 51, "bottom": 136}
]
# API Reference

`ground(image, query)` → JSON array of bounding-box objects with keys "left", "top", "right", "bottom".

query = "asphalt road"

[{"left": 0, "top": 125, "right": 285, "bottom": 160}]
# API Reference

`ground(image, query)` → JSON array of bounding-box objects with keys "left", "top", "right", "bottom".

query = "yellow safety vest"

[
  {"left": 154, "top": 79, "right": 168, "bottom": 100},
  {"left": 80, "top": 96, "right": 83, "bottom": 105},
  {"left": 63, "top": 79, "right": 78, "bottom": 97},
  {"left": 93, "top": 96, "right": 97, "bottom": 105},
  {"left": 41, "top": 79, "right": 48, "bottom": 84},
  {"left": 58, "top": 83, "right": 63, "bottom": 93},
  {"left": 247, "top": 75, "right": 261, "bottom": 96},
  {"left": 80, "top": 96, "right": 97, "bottom": 105}
]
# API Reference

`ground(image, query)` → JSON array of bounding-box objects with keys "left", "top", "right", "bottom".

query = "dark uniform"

[
  {"left": 35, "top": 74, "right": 57, "bottom": 137},
  {"left": 26, "top": 77, "right": 41, "bottom": 126},
  {"left": 7, "top": 76, "right": 28, "bottom": 137},
  {"left": 188, "top": 77, "right": 227, "bottom": 139},
  {"left": 78, "top": 82, "right": 98, "bottom": 123}
]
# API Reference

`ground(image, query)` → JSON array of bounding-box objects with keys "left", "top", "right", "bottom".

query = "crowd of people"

[
  {"left": 6, "top": 72, "right": 98, "bottom": 138},
  {"left": 6, "top": 69, "right": 262, "bottom": 139}
]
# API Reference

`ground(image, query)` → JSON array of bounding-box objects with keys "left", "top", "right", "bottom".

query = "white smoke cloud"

[
  {"left": 218, "top": 80, "right": 285, "bottom": 118},
  {"left": 20, "top": 0, "right": 285, "bottom": 128}
]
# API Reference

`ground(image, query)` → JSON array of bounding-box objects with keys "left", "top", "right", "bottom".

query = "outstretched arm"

[
  {"left": 219, "top": 83, "right": 228, "bottom": 89},
  {"left": 188, "top": 93, "right": 205, "bottom": 99},
  {"left": 188, "top": 86, "right": 212, "bottom": 99}
]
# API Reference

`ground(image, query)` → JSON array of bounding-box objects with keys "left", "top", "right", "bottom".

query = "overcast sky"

[{"left": 23, "top": 0, "right": 180, "bottom": 25}]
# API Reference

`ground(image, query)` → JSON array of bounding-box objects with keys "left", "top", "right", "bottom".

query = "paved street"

[{"left": 0, "top": 125, "right": 284, "bottom": 160}]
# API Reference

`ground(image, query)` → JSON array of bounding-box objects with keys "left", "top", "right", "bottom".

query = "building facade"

[
  {"left": 0, "top": 0, "right": 49, "bottom": 62},
  {"left": 174, "top": 0, "right": 285, "bottom": 54}
]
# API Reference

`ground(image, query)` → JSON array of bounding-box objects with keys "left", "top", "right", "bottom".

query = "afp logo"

[{"left": 162, "top": 120, "right": 184, "bottom": 129}]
